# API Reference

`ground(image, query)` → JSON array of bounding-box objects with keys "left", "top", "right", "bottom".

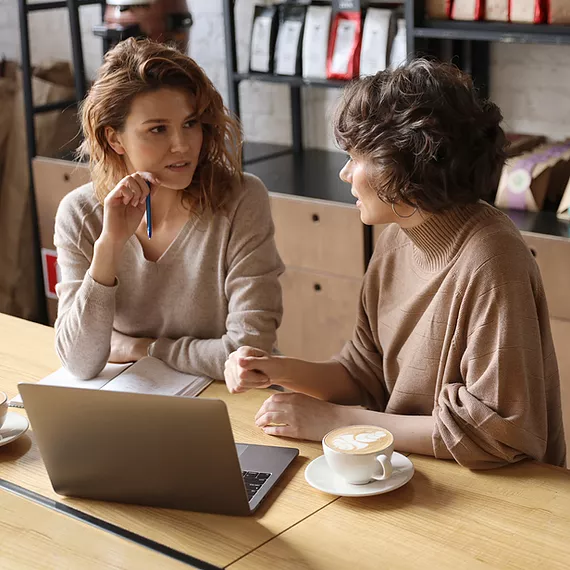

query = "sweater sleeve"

[
  {"left": 53, "top": 190, "right": 117, "bottom": 379},
  {"left": 150, "top": 176, "right": 284, "bottom": 379},
  {"left": 333, "top": 266, "right": 388, "bottom": 410},
  {"left": 433, "top": 253, "right": 560, "bottom": 469}
]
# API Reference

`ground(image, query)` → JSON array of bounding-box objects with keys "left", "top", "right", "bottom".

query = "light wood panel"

[
  {"left": 0, "top": 313, "right": 332, "bottom": 569},
  {"left": 278, "top": 268, "right": 361, "bottom": 361},
  {"left": 522, "top": 232, "right": 570, "bottom": 320},
  {"left": 229, "top": 455, "right": 570, "bottom": 570},
  {"left": 0, "top": 488, "right": 188, "bottom": 570},
  {"left": 550, "top": 318, "right": 570, "bottom": 455},
  {"left": 32, "top": 157, "right": 91, "bottom": 325},
  {"left": 270, "top": 194, "right": 364, "bottom": 279}
]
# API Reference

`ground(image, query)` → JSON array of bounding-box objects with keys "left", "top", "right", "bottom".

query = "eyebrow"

[{"left": 142, "top": 114, "right": 196, "bottom": 125}]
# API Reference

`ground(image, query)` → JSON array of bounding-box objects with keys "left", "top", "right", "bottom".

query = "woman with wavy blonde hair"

[{"left": 54, "top": 38, "right": 283, "bottom": 381}]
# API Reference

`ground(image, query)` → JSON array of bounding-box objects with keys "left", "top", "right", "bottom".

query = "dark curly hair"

[{"left": 333, "top": 59, "right": 508, "bottom": 213}]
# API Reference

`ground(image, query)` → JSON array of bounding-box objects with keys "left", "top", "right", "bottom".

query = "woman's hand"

[
  {"left": 255, "top": 392, "right": 349, "bottom": 441},
  {"left": 224, "top": 346, "right": 282, "bottom": 393},
  {"left": 109, "top": 330, "right": 155, "bottom": 364},
  {"left": 100, "top": 172, "right": 160, "bottom": 248}
]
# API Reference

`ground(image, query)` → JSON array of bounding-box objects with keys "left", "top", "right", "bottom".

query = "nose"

[
  {"left": 339, "top": 159, "right": 352, "bottom": 184},
  {"left": 170, "top": 128, "right": 191, "bottom": 154}
]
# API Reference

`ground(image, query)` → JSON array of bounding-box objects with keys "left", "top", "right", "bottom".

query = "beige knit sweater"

[
  {"left": 335, "top": 202, "right": 566, "bottom": 469},
  {"left": 54, "top": 173, "right": 284, "bottom": 380}
]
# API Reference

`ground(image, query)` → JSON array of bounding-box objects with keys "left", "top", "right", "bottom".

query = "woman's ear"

[{"left": 105, "top": 127, "right": 126, "bottom": 155}]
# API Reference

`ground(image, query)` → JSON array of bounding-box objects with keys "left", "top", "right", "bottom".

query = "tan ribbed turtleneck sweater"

[{"left": 335, "top": 202, "right": 566, "bottom": 469}]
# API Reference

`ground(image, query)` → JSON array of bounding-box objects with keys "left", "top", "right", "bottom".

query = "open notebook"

[{"left": 9, "top": 356, "right": 213, "bottom": 408}]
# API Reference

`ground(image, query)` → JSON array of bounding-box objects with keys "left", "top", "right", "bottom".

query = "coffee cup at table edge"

[
  {"left": 0, "top": 391, "right": 8, "bottom": 430},
  {"left": 322, "top": 425, "right": 394, "bottom": 485}
]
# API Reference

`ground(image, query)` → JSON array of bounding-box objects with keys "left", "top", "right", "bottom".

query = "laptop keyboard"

[{"left": 242, "top": 470, "right": 271, "bottom": 501}]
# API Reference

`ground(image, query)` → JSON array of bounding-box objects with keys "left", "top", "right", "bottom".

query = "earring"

[{"left": 391, "top": 202, "right": 418, "bottom": 219}]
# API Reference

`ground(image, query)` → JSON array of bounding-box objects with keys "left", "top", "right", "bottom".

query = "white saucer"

[
  {"left": 305, "top": 452, "right": 414, "bottom": 497},
  {"left": 0, "top": 413, "right": 29, "bottom": 447}
]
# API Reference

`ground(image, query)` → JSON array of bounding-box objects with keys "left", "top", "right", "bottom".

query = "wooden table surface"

[
  {"left": 0, "top": 487, "right": 189, "bottom": 570},
  {"left": 0, "top": 313, "right": 332, "bottom": 568},
  {"left": 1, "top": 312, "right": 570, "bottom": 570}
]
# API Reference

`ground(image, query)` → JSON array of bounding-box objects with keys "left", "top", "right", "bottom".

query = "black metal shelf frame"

[{"left": 17, "top": 0, "right": 107, "bottom": 324}]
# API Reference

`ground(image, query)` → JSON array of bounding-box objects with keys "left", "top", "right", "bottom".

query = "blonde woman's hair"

[{"left": 78, "top": 38, "right": 243, "bottom": 213}]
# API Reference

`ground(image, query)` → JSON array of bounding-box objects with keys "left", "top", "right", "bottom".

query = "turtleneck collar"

[{"left": 401, "top": 202, "right": 501, "bottom": 272}]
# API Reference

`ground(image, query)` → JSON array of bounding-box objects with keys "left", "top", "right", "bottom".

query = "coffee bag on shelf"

[
  {"left": 274, "top": 4, "right": 307, "bottom": 76},
  {"left": 249, "top": 5, "right": 279, "bottom": 73},
  {"left": 556, "top": 177, "right": 570, "bottom": 221},
  {"left": 485, "top": 0, "right": 509, "bottom": 21},
  {"left": 549, "top": 0, "right": 570, "bottom": 24},
  {"left": 389, "top": 18, "right": 407, "bottom": 69},
  {"left": 505, "top": 133, "right": 546, "bottom": 157},
  {"left": 327, "top": 11, "right": 362, "bottom": 80},
  {"left": 360, "top": 8, "right": 394, "bottom": 76},
  {"left": 494, "top": 148, "right": 554, "bottom": 212},
  {"left": 452, "top": 0, "right": 484, "bottom": 20},
  {"left": 302, "top": 5, "right": 332, "bottom": 79},
  {"left": 510, "top": 0, "right": 545, "bottom": 23},
  {"left": 426, "top": 0, "right": 453, "bottom": 19}
]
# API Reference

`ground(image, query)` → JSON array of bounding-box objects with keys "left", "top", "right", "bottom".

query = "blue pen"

[{"left": 146, "top": 192, "right": 152, "bottom": 239}]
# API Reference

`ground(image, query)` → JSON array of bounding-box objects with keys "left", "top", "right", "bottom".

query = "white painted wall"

[{"left": 1, "top": 0, "right": 569, "bottom": 149}]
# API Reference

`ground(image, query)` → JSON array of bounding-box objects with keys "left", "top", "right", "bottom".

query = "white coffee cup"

[
  {"left": 0, "top": 391, "right": 8, "bottom": 430},
  {"left": 323, "top": 425, "right": 394, "bottom": 485}
]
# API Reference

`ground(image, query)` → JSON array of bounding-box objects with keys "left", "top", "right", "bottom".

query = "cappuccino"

[{"left": 324, "top": 426, "right": 393, "bottom": 455}]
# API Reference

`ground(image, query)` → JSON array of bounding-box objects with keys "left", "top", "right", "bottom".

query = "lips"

[{"left": 166, "top": 161, "right": 191, "bottom": 172}]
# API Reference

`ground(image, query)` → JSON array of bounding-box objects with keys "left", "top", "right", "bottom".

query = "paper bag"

[
  {"left": 452, "top": 0, "right": 484, "bottom": 20},
  {"left": 549, "top": 1, "right": 570, "bottom": 24},
  {"left": 510, "top": 0, "right": 545, "bottom": 23},
  {"left": 426, "top": 0, "right": 453, "bottom": 19},
  {"left": 485, "top": 0, "right": 510, "bottom": 21},
  {"left": 0, "top": 60, "right": 79, "bottom": 321},
  {"left": 494, "top": 149, "right": 552, "bottom": 212}
]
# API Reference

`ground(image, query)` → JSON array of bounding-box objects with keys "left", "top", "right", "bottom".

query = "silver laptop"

[{"left": 18, "top": 383, "right": 298, "bottom": 516}]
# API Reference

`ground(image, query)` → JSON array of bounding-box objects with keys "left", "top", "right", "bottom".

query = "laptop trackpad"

[{"left": 235, "top": 443, "right": 248, "bottom": 457}]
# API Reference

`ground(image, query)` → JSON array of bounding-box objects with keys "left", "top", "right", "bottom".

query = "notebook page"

[
  {"left": 9, "top": 362, "right": 132, "bottom": 407},
  {"left": 100, "top": 356, "right": 213, "bottom": 397}
]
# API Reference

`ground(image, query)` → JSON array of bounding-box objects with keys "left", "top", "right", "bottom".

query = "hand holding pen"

[{"left": 100, "top": 171, "right": 160, "bottom": 249}]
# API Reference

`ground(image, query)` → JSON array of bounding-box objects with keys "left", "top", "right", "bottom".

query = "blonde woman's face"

[{"left": 109, "top": 87, "right": 203, "bottom": 190}]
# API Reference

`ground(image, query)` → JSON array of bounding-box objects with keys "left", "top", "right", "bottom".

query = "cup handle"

[{"left": 372, "top": 454, "right": 393, "bottom": 481}]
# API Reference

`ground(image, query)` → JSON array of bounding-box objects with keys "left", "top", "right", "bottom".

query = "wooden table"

[
  {"left": 1, "top": 312, "right": 570, "bottom": 569},
  {"left": 0, "top": 487, "right": 188, "bottom": 570}
]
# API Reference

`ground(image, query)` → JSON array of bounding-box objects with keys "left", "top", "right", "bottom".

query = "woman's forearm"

[
  {"left": 340, "top": 407, "right": 438, "bottom": 456},
  {"left": 90, "top": 238, "right": 123, "bottom": 286},
  {"left": 278, "top": 358, "right": 364, "bottom": 405}
]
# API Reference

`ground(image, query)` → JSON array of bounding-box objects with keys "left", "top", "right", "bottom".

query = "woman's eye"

[
  {"left": 150, "top": 125, "right": 166, "bottom": 134},
  {"left": 184, "top": 120, "right": 198, "bottom": 128}
]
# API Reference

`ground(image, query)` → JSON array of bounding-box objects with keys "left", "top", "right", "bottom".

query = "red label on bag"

[{"left": 41, "top": 249, "right": 60, "bottom": 299}]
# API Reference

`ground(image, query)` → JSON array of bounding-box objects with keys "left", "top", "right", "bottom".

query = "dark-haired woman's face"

[
  {"left": 339, "top": 154, "right": 420, "bottom": 226},
  {"left": 107, "top": 87, "right": 203, "bottom": 191},
  {"left": 339, "top": 154, "right": 393, "bottom": 225}
]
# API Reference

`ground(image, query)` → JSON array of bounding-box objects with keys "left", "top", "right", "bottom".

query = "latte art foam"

[{"left": 325, "top": 426, "right": 393, "bottom": 454}]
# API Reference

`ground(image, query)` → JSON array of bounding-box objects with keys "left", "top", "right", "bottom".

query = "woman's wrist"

[{"left": 91, "top": 237, "right": 124, "bottom": 287}]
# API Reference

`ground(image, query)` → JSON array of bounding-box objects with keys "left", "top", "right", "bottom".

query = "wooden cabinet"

[
  {"left": 33, "top": 157, "right": 90, "bottom": 325},
  {"left": 549, "top": 319, "right": 570, "bottom": 457},
  {"left": 270, "top": 194, "right": 364, "bottom": 360},
  {"left": 279, "top": 268, "right": 361, "bottom": 361},
  {"left": 270, "top": 194, "right": 364, "bottom": 278},
  {"left": 522, "top": 232, "right": 570, "bottom": 320}
]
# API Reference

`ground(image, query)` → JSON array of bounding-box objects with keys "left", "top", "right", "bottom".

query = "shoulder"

[
  {"left": 461, "top": 205, "right": 537, "bottom": 279},
  {"left": 55, "top": 182, "right": 102, "bottom": 244},
  {"left": 224, "top": 173, "right": 271, "bottom": 222}
]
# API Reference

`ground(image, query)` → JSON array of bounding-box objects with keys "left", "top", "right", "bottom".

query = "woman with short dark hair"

[{"left": 225, "top": 59, "right": 566, "bottom": 469}]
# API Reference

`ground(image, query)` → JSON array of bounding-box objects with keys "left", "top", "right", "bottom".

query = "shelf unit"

[
  {"left": 17, "top": 0, "right": 107, "bottom": 324},
  {"left": 222, "top": 0, "right": 570, "bottom": 239}
]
